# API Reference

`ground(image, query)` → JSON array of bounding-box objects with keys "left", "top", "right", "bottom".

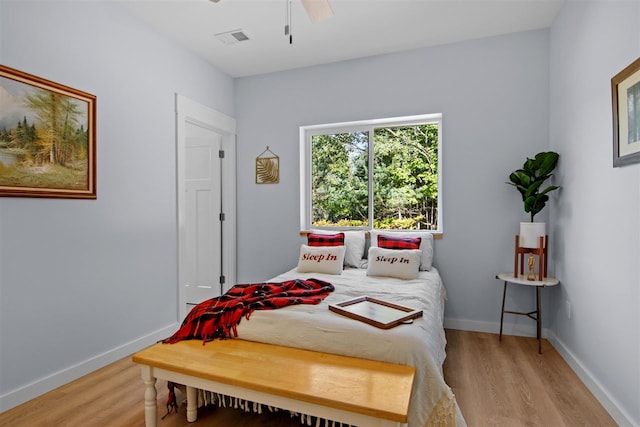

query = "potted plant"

[{"left": 507, "top": 151, "right": 560, "bottom": 248}]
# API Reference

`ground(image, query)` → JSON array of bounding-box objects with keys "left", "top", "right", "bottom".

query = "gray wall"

[
  {"left": 236, "top": 13, "right": 639, "bottom": 422},
  {"left": 549, "top": 1, "right": 640, "bottom": 424},
  {"left": 1, "top": 0, "right": 637, "bottom": 423},
  {"left": 0, "top": 0, "right": 234, "bottom": 408},
  {"left": 235, "top": 29, "right": 551, "bottom": 330}
]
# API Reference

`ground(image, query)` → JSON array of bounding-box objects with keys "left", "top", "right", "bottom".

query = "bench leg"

[
  {"left": 186, "top": 386, "right": 198, "bottom": 422},
  {"left": 140, "top": 367, "right": 157, "bottom": 427}
]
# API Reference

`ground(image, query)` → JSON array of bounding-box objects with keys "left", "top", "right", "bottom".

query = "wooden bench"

[{"left": 132, "top": 339, "right": 415, "bottom": 427}]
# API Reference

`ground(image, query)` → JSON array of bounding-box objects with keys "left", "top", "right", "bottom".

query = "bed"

[
  {"left": 232, "top": 230, "right": 465, "bottom": 427},
  {"left": 162, "top": 230, "right": 465, "bottom": 427}
]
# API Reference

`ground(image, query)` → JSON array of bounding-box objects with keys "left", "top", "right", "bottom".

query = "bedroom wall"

[
  {"left": 549, "top": 1, "right": 640, "bottom": 425},
  {"left": 4, "top": 1, "right": 634, "bottom": 422},
  {"left": 0, "top": 0, "right": 234, "bottom": 410},
  {"left": 235, "top": 30, "right": 552, "bottom": 334}
]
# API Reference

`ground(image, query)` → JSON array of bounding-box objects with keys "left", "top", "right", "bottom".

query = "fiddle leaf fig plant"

[{"left": 507, "top": 151, "right": 560, "bottom": 222}]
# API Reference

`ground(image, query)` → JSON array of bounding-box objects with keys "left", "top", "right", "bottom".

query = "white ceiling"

[{"left": 119, "top": 0, "right": 563, "bottom": 78}]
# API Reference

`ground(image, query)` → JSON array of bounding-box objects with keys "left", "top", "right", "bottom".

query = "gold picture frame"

[
  {"left": 0, "top": 64, "right": 96, "bottom": 198},
  {"left": 612, "top": 57, "right": 640, "bottom": 167},
  {"left": 256, "top": 146, "right": 279, "bottom": 184}
]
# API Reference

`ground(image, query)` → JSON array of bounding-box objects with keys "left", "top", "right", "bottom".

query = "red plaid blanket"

[{"left": 163, "top": 278, "right": 334, "bottom": 344}]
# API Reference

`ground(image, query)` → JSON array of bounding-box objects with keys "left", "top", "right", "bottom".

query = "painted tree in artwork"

[
  {"left": 11, "top": 116, "right": 38, "bottom": 151},
  {"left": 25, "top": 89, "right": 85, "bottom": 166}
]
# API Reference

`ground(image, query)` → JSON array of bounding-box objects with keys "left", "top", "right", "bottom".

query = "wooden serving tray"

[{"left": 329, "top": 296, "right": 423, "bottom": 329}]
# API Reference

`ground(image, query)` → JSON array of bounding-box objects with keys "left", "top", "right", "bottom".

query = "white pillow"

[
  {"left": 310, "top": 229, "right": 366, "bottom": 268},
  {"left": 369, "top": 231, "right": 434, "bottom": 271},
  {"left": 297, "top": 244, "right": 346, "bottom": 275},
  {"left": 366, "top": 247, "right": 422, "bottom": 280}
]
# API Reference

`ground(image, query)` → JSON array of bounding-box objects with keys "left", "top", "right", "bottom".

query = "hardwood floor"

[
  {"left": 443, "top": 330, "right": 616, "bottom": 427},
  {"left": 0, "top": 330, "right": 616, "bottom": 427}
]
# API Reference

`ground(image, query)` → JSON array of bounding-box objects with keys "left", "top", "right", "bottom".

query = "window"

[{"left": 300, "top": 114, "right": 442, "bottom": 232}]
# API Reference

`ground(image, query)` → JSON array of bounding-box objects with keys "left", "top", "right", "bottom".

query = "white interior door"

[
  {"left": 176, "top": 94, "right": 236, "bottom": 320},
  {"left": 184, "top": 125, "right": 222, "bottom": 305}
]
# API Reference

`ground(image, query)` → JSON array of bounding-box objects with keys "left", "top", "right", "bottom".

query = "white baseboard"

[
  {"left": 547, "top": 331, "right": 637, "bottom": 427},
  {"left": 0, "top": 323, "right": 178, "bottom": 413},
  {"left": 444, "top": 316, "right": 551, "bottom": 338},
  {"left": 445, "top": 317, "right": 636, "bottom": 427}
]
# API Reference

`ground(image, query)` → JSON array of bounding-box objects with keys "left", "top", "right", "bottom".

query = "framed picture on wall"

[
  {"left": 0, "top": 64, "right": 96, "bottom": 198},
  {"left": 612, "top": 57, "right": 640, "bottom": 167},
  {"left": 255, "top": 146, "right": 279, "bottom": 184}
]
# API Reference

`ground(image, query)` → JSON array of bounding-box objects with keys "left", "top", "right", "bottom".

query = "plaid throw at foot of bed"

[{"left": 163, "top": 278, "right": 334, "bottom": 344}]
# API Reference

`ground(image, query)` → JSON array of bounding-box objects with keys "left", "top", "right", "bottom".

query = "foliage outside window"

[{"left": 300, "top": 115, "right": 441, "bottom": 231}]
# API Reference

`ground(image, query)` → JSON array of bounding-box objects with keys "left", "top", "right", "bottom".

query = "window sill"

[{"left": 300, "top": 230, "right": 443, "bottom": 239}]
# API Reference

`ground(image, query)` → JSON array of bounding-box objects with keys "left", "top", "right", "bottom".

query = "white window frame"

[{"left": 299, "top": 114, "right": 443, "bottom": 232}]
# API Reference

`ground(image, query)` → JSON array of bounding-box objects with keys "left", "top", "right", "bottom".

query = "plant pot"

[{"left": 519, "top": 222, "right": 546, "bottom": 249}]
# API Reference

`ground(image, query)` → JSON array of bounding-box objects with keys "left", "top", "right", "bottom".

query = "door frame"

[{"left": 176, "top": 94, "right": 236, "bottom": 321}]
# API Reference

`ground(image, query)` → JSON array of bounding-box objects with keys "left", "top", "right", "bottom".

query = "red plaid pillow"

[
  {"left": 307, "top": 232, "right": 345, "bottom": 247},
  {"left": 377, "top": 234, "right": 421, "bottom": 250}
]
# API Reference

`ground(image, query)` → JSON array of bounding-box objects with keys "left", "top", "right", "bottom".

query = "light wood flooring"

[
  {"left": 443, "top": 330, "right": 616, "bottom": 426},
  {"left": 0, "top": 330, "right": 616, "bottom": 427}
]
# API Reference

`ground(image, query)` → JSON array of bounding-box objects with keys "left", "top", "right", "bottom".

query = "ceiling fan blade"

[{"left": 300, "top": 0, "right": 333, "bottom": 23}]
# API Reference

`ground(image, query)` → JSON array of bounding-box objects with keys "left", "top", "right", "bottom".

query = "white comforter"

[{"left": 235, "top": 267, "right": 465, "bottom": 427}]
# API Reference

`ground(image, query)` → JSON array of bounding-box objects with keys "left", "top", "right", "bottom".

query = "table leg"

[
  {"left": 186, "top": 386, "right": 198, "bottom": 422},
  {"left": 141, "top": 367, "right": 157, "bottom": 427},
  {"left": 536, "top": 286, "right": 542, "bottom": 354},
  {"left": 499, "top": 281, "right": 508, "bottom": 341}
]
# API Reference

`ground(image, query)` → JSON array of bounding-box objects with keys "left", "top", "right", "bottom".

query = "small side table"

[{"left": 496, "top": 273, "right": 559, "bottom": 353}]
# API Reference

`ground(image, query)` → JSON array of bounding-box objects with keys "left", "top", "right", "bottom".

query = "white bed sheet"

[{"left": 235, "top": 266, "right": 466, "bottom": 427}]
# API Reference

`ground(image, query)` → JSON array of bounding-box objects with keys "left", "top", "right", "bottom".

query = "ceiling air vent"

[{"left": 215, "top": 29, "right": 250, "bottom": 45}]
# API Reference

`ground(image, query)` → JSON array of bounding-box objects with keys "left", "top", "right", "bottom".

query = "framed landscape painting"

[
  {"left": 0, "top": 64, "right": 96, "bottom": 198},
  {"left": 612, "top": 57, "right": 640, "bottom": 167}
]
